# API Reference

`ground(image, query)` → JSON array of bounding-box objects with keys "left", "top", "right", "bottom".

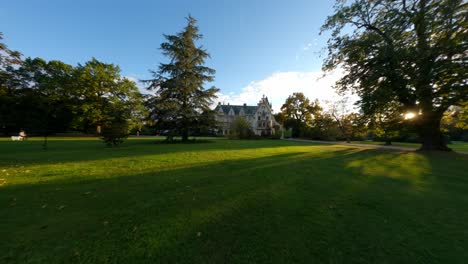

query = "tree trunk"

[
  {"left": 417, "top": 116, "right": 451, "bottom": 151},
  {"left": 181, "top": 128, "right": 189, "bottom": 142}
]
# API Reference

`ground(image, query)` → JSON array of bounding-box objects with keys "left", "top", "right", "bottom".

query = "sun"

[{"left": 404, "top": 112, "right": 416, "bottom": 120}]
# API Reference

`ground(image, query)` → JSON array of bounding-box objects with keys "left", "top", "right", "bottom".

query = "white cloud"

[
  {"left": 125, "top": 75, "right": 153, "bottom": 95},
  {"left": 214, "top": 69, "right": 358, "bottom": 112},
  {"left": 125, "top": 75, "right": 139, "bottom": 83},
  {"left": 303, "top": 43, "right": 313, "bottom": 51}
]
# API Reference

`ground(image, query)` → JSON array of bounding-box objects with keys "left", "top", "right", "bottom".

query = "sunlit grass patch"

[{"left": 1, "top": 137, "right": 467, "bottom": 263}]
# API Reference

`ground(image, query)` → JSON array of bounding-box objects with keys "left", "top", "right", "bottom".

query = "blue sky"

[{"left": 1, "top": 0, "right": 345, "bottom": 111}]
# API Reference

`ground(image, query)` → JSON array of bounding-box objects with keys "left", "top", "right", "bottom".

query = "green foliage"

[
  {"left": 100, "top": 112, "right": 130, "bottom": 147},
  {"left": 360, "top": 99, "right": 406, "bottom": 144},
  {"left": 283, "top": 127, "right": 293, "bottom": 138},
  {"left": 322, "top": 0, "right": 467, "bottom": 150},
  {"left": 441, "top": 103, "right": 468, "bottom": 141},
  {"left": 228, "top": 117, "right": 255, "bottom": 139},
  {"left": 278, "top": 93, "right": 367, "bottom": 141},
  {"left": 100, "top": 121, "right": 129, "bottom": 147},
  {"left": 367, "top": 107, "right": 405, "bottom": 145},
  {"left": 311, "top": 113, "right": 342, "bottom": 141},
  {"left": 281, "top": 93, "right": 321, "bottom": 125},
  {"left": 327, "top": 98, "right": 364, "bottom": 142},
  {"left": 0, "top": 33, "right": 145, "bottom": 137},
  {"left": 73, "top": 58, "right": 144, "bottom": 134},
  {"left": 146, "top": 16, "right": 219, "bottom": 141},
  {"left": 0, "top": 36, "right": 144, "bottom": 137},
  {"left": 0, "top": 32, "right": 21, "bottom": 71},
  {"left": 280, "top": 93, "right": 322, "bottom": 137},
  {"left": 0, "top": 32, "right": 23, "bottom": 135},
  {"left": 18, "top": 58, "right": 76, "bottom": 136}
]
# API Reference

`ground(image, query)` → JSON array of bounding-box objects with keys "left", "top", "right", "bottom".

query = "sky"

[{"left": 0, "top": 0, "right": 349, "bottom": 112}]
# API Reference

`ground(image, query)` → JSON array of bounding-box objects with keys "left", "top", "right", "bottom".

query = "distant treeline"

[
  {"left": 276, "top": 93, "right": 468, "bottom": 144},
  {"left": 1, "top": 33, "right": 145, "bottom": 136}
]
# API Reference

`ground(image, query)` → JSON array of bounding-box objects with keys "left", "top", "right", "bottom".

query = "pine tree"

[{"left": 146, "top": 16, "right": 219, "bottom": 141}]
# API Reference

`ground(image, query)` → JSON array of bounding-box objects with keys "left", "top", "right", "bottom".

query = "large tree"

[
  {"left": 73, "top": 58, "right": 143, "bottom": 134},
  {"left": 281, "top": 92, "right": 322, "bottom": 137},
  {"left": 15, "top": 58, "right": 75, "bottom": 147},
  {"left": 0, "top": 32, "right": 21, "bottom": 73},
  {"left": 146, "top": 16, "right": 219, "bottom": 141},
  {"left": 327, "top": 98, "right": 363, "bottom": 142},
  {"left": 441, "top": 102, "right": 468, "bottom": 140},
  {"left": 281, "top": 92, "right": 321, "bottom": 124},
  {"left": 0, "top": 33, "right": 22, "bottom": 135},
  {"left": 321, "top": 0, "right": 467, "bottom": 150}
]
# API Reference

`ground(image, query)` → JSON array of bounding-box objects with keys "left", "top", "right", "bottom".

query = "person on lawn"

[{"left": 19, "top": 130, "right": 27, "bottom": 141}]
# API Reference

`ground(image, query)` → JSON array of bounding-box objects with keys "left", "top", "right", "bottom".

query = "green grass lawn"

[
  {"left": 350, "top": 140, "right": 468, "bottom": 152},
  {"left": 1, "top": 137, "right": 468, "bottom": 263}
]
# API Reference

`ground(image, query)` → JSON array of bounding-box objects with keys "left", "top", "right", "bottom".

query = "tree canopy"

[
  {"left": 73, "top": 58, "right": 144, "bottom": 134},
  {"left": 321, "top": 0, "right": 467, "bottom": 150},
  {"left": 146, "top": 16, "right": 219, "bottom": 141},
  {"left": 0, "top": 32, "right": 144, "bottom": 142},
  {"left": 281, "top": 92, "right": 321, "bottom": 124},
  {"left": 280, "top": 92, "right": 322, "bottom": 137}
]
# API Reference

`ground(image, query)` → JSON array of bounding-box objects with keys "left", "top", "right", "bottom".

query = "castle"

[{"left": 214, "top": 96, "right": 281, "bottom": 136}]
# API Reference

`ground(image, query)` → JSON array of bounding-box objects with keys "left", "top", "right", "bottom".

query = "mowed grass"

[
  {"left": 350, "top": 140, "right": 468, "bottom": 152},
  {"left": 1, "top": 138, "right": 468, "bottom": 263}
]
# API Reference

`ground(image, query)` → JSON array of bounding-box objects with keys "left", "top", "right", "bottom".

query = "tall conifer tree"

[{"left": 146, "top": 16, "right": 219, "bottom": 141}]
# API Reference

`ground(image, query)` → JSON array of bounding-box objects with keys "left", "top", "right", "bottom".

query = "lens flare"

[{"left": 404, "top": 112, "right": 416, "bottom": 119}]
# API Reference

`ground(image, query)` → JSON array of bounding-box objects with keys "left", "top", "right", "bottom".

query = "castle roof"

[{"left": 215, "top": 104, "right": 258, "bottom": 115}]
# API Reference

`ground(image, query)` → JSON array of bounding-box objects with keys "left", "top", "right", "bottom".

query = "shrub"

[
  {"left": 228, "top": 117, "right": 255, "bottom": 139},
  {"left": 101, "top": 119, "right": 129, "bottom": 147},
  {"left": 269, "top": 129, "right": 282, "bottom": 139}
]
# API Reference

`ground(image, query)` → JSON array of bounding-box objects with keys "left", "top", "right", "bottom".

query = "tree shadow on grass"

[
  {"left": 324, "top": 150, "right": 468, "bottom": 263},
  {"left": 0, "top": 138, "right": 320, "bottom": 167},
  {"left": 0, "top": 149, "right": 354, "bottom": 263},
  {"left": 2, "top": 148, "right": 466, "bottom": 263}
]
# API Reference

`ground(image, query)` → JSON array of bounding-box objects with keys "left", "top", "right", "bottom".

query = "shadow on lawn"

[
  {"left": 4, "top": 148, "right": 467, "bottom": 263},
  {"left": 0, "top": 138, "right": 320, "bottom": 167}
]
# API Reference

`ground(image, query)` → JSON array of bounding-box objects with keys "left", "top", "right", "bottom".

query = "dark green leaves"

[{"left": 146, "top": 16, "right": 219, "bottom": 141}]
